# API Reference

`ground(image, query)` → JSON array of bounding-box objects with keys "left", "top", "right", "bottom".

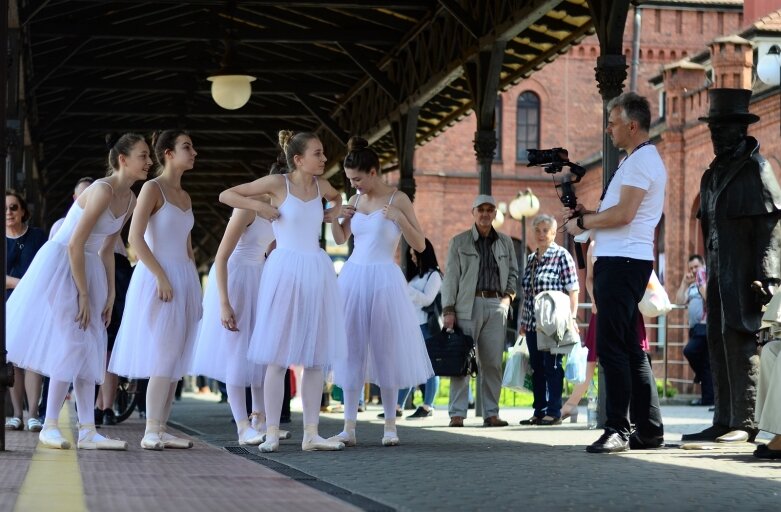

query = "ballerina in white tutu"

[
  {"left": 219, "top": 130, "right": 347, "bottom": 453},
  {"left": 109, "top": 130, "right": 202, "bottom": 451},
  {"left": 7, "top": 132, "right": 152, "bottom": 450},
  {"left": 191, "top": 158, "right": 291, "bottom": 446},
  {"left": 329, "top": 136, "right": 433, "bottom": 447}
]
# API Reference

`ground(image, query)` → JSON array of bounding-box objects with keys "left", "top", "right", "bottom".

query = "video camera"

[
  {"left": 526, "top": 148, "right": 586, "bottom": 210},
  {"left": 527, "top": 147, "right": 588, "bottom": 267}
]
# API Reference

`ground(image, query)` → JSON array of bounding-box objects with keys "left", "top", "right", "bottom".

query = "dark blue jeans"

[
  {"left": 594, "top": 257, "right": 664, "bottom": 439},
  {"left": 684, "top": 324, "right": 714, "bottom": 404},
  {"left": 526, "top": 330, "right": 564, "bottom": 418}
]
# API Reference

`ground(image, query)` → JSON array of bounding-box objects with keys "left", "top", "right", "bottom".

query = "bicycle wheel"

[{"left": 113, "top": 378, "right": 138, "bottom": 423}]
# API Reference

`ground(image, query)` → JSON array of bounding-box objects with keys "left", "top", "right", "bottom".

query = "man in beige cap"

[{"left": 441, "top": 194, "right": 518, "bottom": 427}]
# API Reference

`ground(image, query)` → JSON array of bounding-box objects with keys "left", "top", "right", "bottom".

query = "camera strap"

[{"left": 600, "top": 140, "right": 653, "bottom": 201}]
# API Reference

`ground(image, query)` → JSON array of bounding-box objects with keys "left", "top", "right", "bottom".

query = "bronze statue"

[{"left": 682, "top": 88, "right": 781, "bottom": 443}]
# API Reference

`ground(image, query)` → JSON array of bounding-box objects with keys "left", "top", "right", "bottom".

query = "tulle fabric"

[
  {"left": 333, "top": 260, "right": 434, "bottom": 390},
  {"left": 109, "top": 259, "right": 202, "bottom": 380},
  {"left": 191, "top": 261, "right": 267, "bottom": 386},
  {"left": 247, "top": 247, "right": 347, "bottom": 368},
  {"left": 7, "top": 243, "right": 109, "bottom": 384}
]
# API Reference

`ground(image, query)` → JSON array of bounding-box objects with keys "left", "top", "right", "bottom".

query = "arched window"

[
  {"left": 494, "top": 96, "right": 502, "bottom": 161},
  {"left": 516, "top": 91, "right": 540, "bottom": 162}
]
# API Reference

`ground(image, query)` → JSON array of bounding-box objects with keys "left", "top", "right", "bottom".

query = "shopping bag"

[
  {"left": 564, "top": 341, "right": 588, "bottom": 384},
  {"left": 638, "top": 270, "right": 673, "bottom": 317},
  {"left": 502, "top": 335, "right": 530, "bottom": 393}
]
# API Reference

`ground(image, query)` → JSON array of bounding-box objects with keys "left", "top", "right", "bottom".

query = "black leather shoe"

[
  {"left": 754, "top": 444, "right": 781, "bottom": 459},
  {"left": 628, "top": 431, "right": 664, "bottom": 449},
  {"left": 681, "top": 424, "right": 731, "bottom": 442},
  {"left": 519, "top": 416, "right": 541, "bottom": 425},
  {"left": 102, "top": 408, "right": 117, "bottom": 426},
  {"left": 689, "top": 399, "right": 714, "bottom": 406},
  {"left": 377, "top": 410, "right": 403, "bottom": 419},
  {"left": 586, "top": 430, "right": 629, "bottom": 454}
]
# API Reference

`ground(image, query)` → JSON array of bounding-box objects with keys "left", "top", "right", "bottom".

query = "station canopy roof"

[{"left": 16, "top": 0, "right": 595, "bottom": 264}]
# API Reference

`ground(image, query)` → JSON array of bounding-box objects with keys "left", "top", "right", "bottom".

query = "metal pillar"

[
  {"left": 464, "top": 42, "right": 506, "bottom": 196},
  {"left": 391, "top": 107, "right": 419, "bottom": 276},
  {"left": 1, "top": 0, "right": 13, "bottom": 452}
]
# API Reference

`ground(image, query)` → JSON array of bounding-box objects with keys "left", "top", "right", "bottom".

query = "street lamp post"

[
  {"left": 508, "top": 188, "right": 540, "bottom": 280},
  {"left": 757, "top": 44, "right": 781, "bottom": 135}
]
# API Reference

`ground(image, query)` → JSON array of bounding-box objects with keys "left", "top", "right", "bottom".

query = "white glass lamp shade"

[
  {"left": 492, "top": 208, "right": 505, "bottom": 229},
  {"left": 757, "top": 51, "right": 781, "bottom": 86},
  {"left": 508, "top": 189, "right": 540, "bottom": 220},
  {"left": 207, "top": 75, "right": 256, "bottom": 110}
]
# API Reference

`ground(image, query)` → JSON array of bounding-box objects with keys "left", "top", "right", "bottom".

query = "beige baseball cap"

[{"left": 472, "top": 194, "right": 496, "bottom": 209}]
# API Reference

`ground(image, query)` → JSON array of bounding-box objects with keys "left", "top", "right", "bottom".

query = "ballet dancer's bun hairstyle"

[
  {"left": 343, "top": 136, "right": 379, "bottom": 173},
  {"left": 151, "top": 129, "right": 190, "bottom": 176},
  {"left": 269, "top": 151, "right": 289, "bottom": 175},
  {"left": 278, "top": 130, "right": 319, "bottom": 171},
  {"left": 105, "top": 132, "right": 146, "bottom": 176}
]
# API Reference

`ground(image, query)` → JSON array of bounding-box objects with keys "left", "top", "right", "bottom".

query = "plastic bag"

[
  {"left": 502, "top": 335, "right": 531, "bottom": 393},
  {"left": 638, "top": 270, "right": 672, "bottom": 318},
  {"left": 564, "top": 341, "right": 588, "bottom": 384}
]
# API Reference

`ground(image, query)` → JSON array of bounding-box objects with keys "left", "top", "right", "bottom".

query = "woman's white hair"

[{"left": 532, "top": 213, "right": 557, "bottom": 230}]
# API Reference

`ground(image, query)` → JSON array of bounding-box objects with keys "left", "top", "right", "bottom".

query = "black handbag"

[
  {"left": 422, "top": 292, "right": 443, "bottom": 334},
  {"left": 425, "top": 327, "right": 477, "bottom": 377}
]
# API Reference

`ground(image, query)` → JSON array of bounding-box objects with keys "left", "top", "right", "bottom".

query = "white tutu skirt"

[
  {"left": 248, "top": 247, "right": 347, "bottom": 368},
  {"left": 333, "top": 260, "right": 434, "bottom": 390},
  {"left": 7, "top": 242, "right": 108, "bottom": 384},
  {"left": 109, "top": 259, "right": 202, "bottom": 381},
  {"left": 191, "top": 261, "right": 267, "bottom": 387}
]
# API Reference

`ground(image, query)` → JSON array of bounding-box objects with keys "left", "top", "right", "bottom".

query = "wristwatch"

[{"left": 576, "top": 215, "right": 586, "bottom": 230}]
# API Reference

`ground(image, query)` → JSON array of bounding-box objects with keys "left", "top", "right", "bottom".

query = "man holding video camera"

[{"left": 565, "top": 92, "right": 666, "bottom": 453}]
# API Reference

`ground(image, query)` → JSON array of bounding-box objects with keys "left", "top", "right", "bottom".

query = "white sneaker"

[
  {"left": 141, "top": 431, "right": 164, "bottom": 451},
  {"left": 159, "top": 431, "right": 193, "bottom": 449},
  {"left": 327, "top": 430, "right": 357, "bottom": 447},
  {"left": 77, "top": 425, "right": 128, "bottom": 450},
  {"left": 27, "top": 418, "right": 43, "bottom": 432},
  {"left": 39, "top": 426, "right": 71, "bottom": 449}
]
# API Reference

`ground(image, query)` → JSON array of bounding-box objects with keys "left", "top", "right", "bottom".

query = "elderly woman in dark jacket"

[{"left": 6, "top": 191, "right": 47, "bottom": 432}]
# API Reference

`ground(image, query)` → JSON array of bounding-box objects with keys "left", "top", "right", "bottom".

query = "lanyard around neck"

[{"left": 600, "top": 140, "right": 653, "bottom": 201}]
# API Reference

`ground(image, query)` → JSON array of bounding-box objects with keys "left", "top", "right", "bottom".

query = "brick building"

[{"left": 402, "top": 0, "right": 781, "bottom": 395}]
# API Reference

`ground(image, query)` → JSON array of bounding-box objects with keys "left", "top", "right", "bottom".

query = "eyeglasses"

[{"left": 5, "top": 204, "right": 20, "bottom": 212}]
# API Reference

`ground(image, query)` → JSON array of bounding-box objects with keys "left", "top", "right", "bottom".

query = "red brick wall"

[{"left": 409, "top": 5, "right": 750, "bottom": 396}]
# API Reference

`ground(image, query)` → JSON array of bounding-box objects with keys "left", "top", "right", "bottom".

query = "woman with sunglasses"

[{"left": 5, "top": 191, "right": 47, "bottom": 433}]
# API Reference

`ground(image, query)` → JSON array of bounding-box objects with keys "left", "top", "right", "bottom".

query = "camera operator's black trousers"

[
  {"left": 594, "top": 257, "right": 664, "bottom": 438},
  {"left": 705, "top": 252, "right": 759, "bottom": 432}
]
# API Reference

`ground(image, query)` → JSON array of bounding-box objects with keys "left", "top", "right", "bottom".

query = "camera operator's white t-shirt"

[{"left": 594, "top": 144, "right": 667, "bottom": 261}]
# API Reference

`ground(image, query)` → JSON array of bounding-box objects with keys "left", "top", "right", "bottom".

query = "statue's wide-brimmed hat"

[{"left": 698, "top": 88, "right": 760, "bottom": 124}]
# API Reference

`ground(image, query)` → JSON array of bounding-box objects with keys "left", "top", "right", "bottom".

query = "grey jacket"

[{"left": 441, "top": 225, "right": 518, "bottom": 321}]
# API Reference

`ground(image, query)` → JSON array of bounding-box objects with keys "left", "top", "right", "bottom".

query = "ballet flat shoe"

[
  {"left": 238, "top": 428, "right": 265, "bottom": 446},
  {"left": 259, "top": 438, "right": 279, "bottom": 453},
  {"left": 327, "top": 431, "right": 357, "bottom": 447},
  {"left": 160, "top": 432, "right": 193, "bottom": 449},
  {"left": 381, "top": 433, "right": 400, "bottom": 447},
  {"left": 78, "top": 427, "right": 128, "bottom": 451},
  {"left": 39, "top": 427, "right": 71, "bottom": 450},
  {"left": 141, "top": 432, "right": 164, "bottom": 451},
  {"left": 259, "top": 429, "right": 291, "bottom": 443},
  {"left": 301, "top": 438, "right": 345, "bottom": 451}
]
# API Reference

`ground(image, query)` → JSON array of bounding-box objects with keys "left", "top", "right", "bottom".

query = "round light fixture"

[
  {"left": 757, "top": 45, "right": 781, "bottom": 86},
  {"left": 508, "top": 188, "right": 540, "bottom": 220},
  {"left": 207, "top": 74, "right": 256, "bottom": 110}
]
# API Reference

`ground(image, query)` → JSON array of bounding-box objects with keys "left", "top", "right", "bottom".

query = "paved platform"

[{"left": 3, "top": 392, "right": 780, "bottom": 512}]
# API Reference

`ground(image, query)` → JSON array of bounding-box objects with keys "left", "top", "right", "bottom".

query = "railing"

[{"left": 573, "top": 302, "right": 693, "bottom": 401}]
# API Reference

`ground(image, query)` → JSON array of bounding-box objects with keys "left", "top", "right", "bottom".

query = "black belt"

[{"left": 475, "top": 290, "right": 502, "bottom": 298}]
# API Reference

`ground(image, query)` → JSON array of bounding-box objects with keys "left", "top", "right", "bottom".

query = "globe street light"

[
  {"left": 757, "top": 44, "right": 781, "bottom": 135},
  {"left": 508, "top": 188, "right": 540, "bottom": 277}
]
